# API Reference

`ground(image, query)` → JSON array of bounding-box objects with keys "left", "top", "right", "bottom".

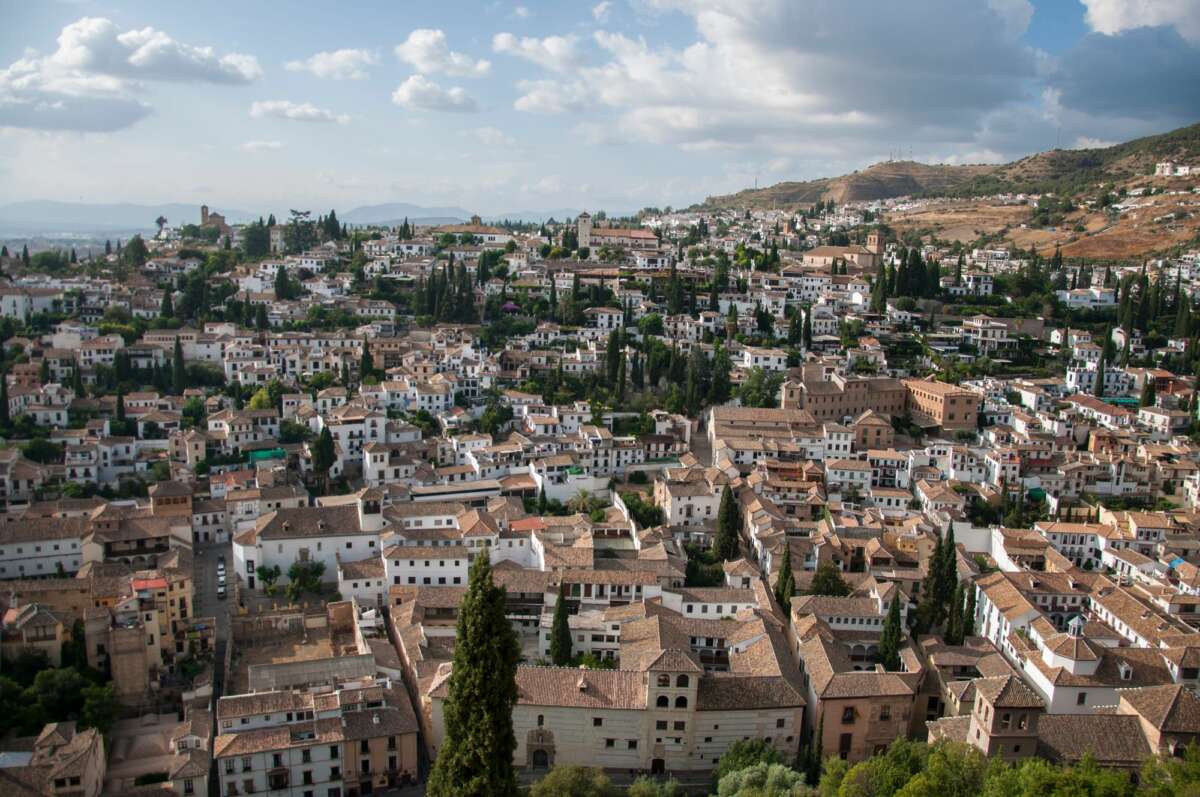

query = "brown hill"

[{"left": 699, "top": 121, "right": 1200, "bottom": 210}]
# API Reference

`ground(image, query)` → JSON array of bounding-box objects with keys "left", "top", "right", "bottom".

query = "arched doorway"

[
  {"left": 526, "top": 727, "right": 555, "bottom": 770},
  {"left": 651, "top": 759, "right": 665, "bottom": 775}
]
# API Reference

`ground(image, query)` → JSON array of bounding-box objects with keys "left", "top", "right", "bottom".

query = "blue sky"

[{"left": 0, "top": 0, "right": 1198, "bottom": 216}]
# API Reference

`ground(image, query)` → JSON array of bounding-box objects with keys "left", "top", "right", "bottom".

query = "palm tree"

[{"left": 568, "top": 489, "right": 594, "bottom": 514}]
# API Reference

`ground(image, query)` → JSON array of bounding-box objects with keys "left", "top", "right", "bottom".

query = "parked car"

[{"left": 217, "top": 584, "right": 226, "bottom": 600}]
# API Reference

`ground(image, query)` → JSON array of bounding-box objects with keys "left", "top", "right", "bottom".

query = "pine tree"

[
  {"left": 877, "top": 594, "right": 902, "bottom": 671},
  {"left": 775, "top": 545, "right": 795, "bottom": 614},
  {"left": 549, "top": 582, "right": 573, "bottom": 666},
  {"left": 172, "top": 338, "right": 186, "bottom": 395},
  {"left": 427, "top": 555, "right": 520, "bottom": 797},
  {"left": 21, "top": 244, "right": 30, "bottom": 267},
  {"left": 714, "top": 485, "right": 740, "bottom": 561}
]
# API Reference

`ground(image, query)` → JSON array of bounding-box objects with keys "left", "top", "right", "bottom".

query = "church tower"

[
  {"left": 577, "top": 211, "right": 592, "bottom": 250},
  {"left": 867, "top": 231, "right": 882, "bottom": 255}
]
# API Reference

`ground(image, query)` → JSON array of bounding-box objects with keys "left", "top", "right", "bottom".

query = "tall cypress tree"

[
  {"left": 945, "top": 581, "right": 964, "bottom": 645},
  {"left": 877, "top": 595, "right": 902, "bottom": 671},
  {"left": 714, "top": 485, "right": 740, "bottom": 561},
  {"left": 427, "top": 555, "right": 520, "bottom": 797},
  {"left": 360, "top": 338, "right": 374, "bottom": 381},
  {"left": 549, "top": 582, "right": 573, "bottom": 666},
  {"left": 0, "top": 370, "right": 9, "bottom": 426},
  {"left": 775, "top": 545, "right": 795, "bottom": 615},
  {"left": 1094, "top": 356, "right": 1106, "bottom": 398},
  {"left": 963, "top": 584, "right": 977, "bottom": 639},
  {"left": 172, "top": 338, "right": 186, "bottom": 395}
]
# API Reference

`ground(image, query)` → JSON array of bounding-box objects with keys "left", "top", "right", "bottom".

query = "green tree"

[
  {"left": 1140, "top": 379, "right": 1157, "bottom": 407},
  {"left": 894, "top": 742, "right": 986, "bottom": 797},
  {"left": 775, "top": 545, "right": 795, "bottom": 614},
  {"left": 962, "top": 587, "right": 976, "bottom": 638},
  {"left": 0, "top": 370, "right": 9, "bottom": 425},
  {"left": 877, "top": 593, "right": 903, "bottom": 671},
  {"left": 427, "top": 555, "right": 521, "bottom": 797},
  {"left": 311, "top": 427, "right": 336, "bottom": 491},
  {"left": 81, "top": 683, "right": 117, "bottom": 734},
  {"left": 713, "top": 738, "right": 783, "bottom": 789},
  {"left": 1094, "top": 356, "right": 1106, "bottom": 398},
  {"left": 627, "top": 777, "right": 685, "bottom": 797},
  {"left": 549, "top": 582, "right": 573, "bottom": 666},
  {"left": 160, "top": 289, "right": 174, "bottom": 318},
  {"left": 122, "top": 234, "right": 148, "bottom": 267},
  {"left": 255, "top": 303, "right": 269, "bottom": 330},
  {"left": 529, "top": 765, "right": 617, "bottom": 797},
  {"left": 716, "top": 761, "right": 807, "bottom": 797},
  {"left": 808, "top": 561, "right": 851, "bottom": 597},
  {"left": 714, "top": 485, "right": 741, "bottom": 561},
  {"left": 33, "top": 668, "right": 86, "bottom": 721},
  {"left": 945, "top": 582, "right": 965, "bottom": 646},
  {"left": 172, "top": 338, "right": 186, "bottom": 395}
]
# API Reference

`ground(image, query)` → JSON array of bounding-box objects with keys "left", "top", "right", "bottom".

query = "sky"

[{"left": 0, "top": 0, "right": 1198, "bottom": 217}]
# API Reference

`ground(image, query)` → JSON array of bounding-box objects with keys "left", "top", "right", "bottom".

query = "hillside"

[
  {"left": 699, "top": 121, "right": 1200, "bottom": 210},
  {"left": 701, "top": 161, "right": 996, "bottom": 209}
]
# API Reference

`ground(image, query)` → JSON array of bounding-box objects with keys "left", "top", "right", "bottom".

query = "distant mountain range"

[
  {"left": 0, "top": 199, "right": 622, "bottom": 238},
  {"left": 0, "top": 201, "right": 256, "bottom": 236},
  {"left": 343, "top": 203, "right": 609, "bottom": 226},
  {"left": 699, "top": 120, "right": 1200, "bottom": 209}
]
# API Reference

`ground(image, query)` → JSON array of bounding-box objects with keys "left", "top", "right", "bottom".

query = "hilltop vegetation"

[{"left": 701, "top": 121, "right": 1200, "bottom": 210}]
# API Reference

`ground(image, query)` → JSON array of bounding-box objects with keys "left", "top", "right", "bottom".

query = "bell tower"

[{"left": 577, "top": 211, "right": 592, "bottom": 249}]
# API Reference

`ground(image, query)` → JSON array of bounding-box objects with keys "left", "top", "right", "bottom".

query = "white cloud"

[
  {"left": 394, "top": 29, "right": 490, "bottom": 77},
  {"left": 593, "top": 1, "right": 613, "bottom": 21},
  {"left": 472, "top": 126, "right": 517, "bottom": 147},
  {"left": 1072, "top": 136, "right": 1118, "bottom": 149},
  {"left": 515, "top": 6, "right": 532, "bottom": 17},
  {"left": 1080, "top": 0, "right": 1200, "bottom": 44},
  {"left": 391, "top": 75, "right": 478, "bottom": 112},
  {"left": 241, "top": 140, "right": 284, "bottom": 152},
  {"left": 250, "top": 100, "right": 350, "bottom": 124},
  {"left": 285, "top": 49, "right": 377, "bottom": 80},
  {"left": 508, "top": 1, "right": 1043, "bottom": 161},
  {"left": 513, "top": 79, "right": 587, "bottom": 114},
  {"left": 0, "top": 16, "right": 260, "bottom": 131},
  {"left": 493, "top": 33, "right": 581, "bottom": 72},
  {"left": 985, "top": 0, "right": 1035, "bottom": 39}
]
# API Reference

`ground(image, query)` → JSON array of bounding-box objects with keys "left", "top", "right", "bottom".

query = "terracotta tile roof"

[
  {"left": 503, "top": 666, "right": 647, "bottom": 710},
  {"left": 696, "top": 674, "right": 804, "bottom": 711},
  {"left": 1037, "top": 714, "right": 1151, "bottom": 765},
  {"left": 972, "top": 674, "right": 1044, "bottom": 708},
  {"left": 1119, "top": 684, "right": 1200, "bottom": 733}
]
